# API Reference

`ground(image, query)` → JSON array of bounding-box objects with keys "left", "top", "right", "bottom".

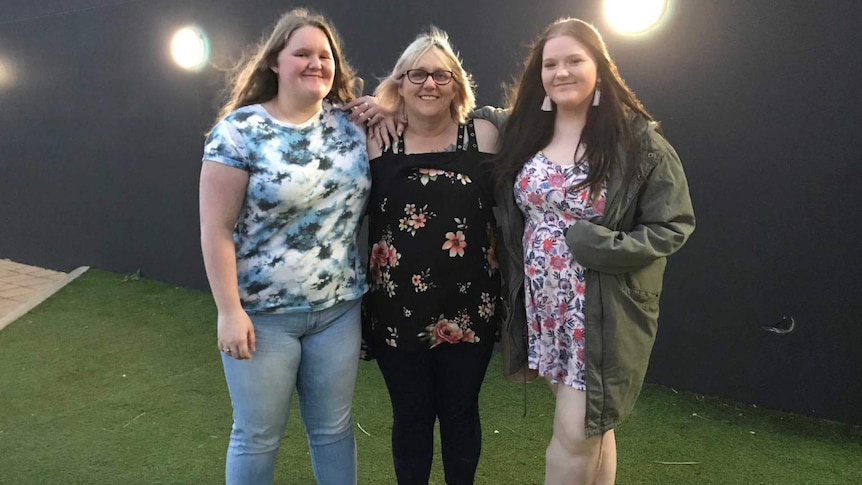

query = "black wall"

[{"left": 2, "top": 1, "right": 860, "bottom": 424}]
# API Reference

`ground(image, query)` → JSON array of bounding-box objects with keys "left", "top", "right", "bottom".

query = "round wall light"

[
  {"left": 604, "top": 0, "right": 668, "bottom": 34},
  {"left": 0, "top": 57, "right": 15, "bottom": 89},
  {"left": 171, "top": 26, "right": 209, "bottom": 71}
]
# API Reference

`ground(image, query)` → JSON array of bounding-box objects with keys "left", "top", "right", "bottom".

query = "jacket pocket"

[{"left": 618, "top": 258, "right": 666, "bottom": 310}]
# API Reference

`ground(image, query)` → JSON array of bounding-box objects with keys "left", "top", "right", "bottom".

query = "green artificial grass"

[{"left": 1, "top": 270, "right": 860, "bottom": 484}]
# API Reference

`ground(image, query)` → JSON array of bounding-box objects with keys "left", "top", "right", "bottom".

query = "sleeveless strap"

[
  {"left": 394, "top": 119, "right": 478, "bottom": 154},
  {"left": 457, "top": 119, "right": 479, "bottom": 152}
]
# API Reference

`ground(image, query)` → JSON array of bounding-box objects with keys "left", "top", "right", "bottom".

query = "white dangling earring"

[
  {"left": 592, "top": 79, "right": 601, "bottom": 107},
  {"left": 541, "top": 95, "right": 552, "bottom": 111}
]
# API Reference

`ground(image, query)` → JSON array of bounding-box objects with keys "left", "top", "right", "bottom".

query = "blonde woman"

[{"left": 362, "top": 28, "right": 500, "bottom": 484}]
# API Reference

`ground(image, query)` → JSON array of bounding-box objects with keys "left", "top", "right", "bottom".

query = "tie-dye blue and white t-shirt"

[{"left": 202, "top": 100, "right": 370, "bottom": 313}]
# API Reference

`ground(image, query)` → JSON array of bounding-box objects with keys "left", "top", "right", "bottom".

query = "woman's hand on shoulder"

[
  {"left": 473, "top": 118, "right": 499, "bottom": 154},
  {"left": 344, "top": 95, "right": 400, "bottom": 130},
  {"left": 345, "top": 95, "right": 404, "bottom": 154}
]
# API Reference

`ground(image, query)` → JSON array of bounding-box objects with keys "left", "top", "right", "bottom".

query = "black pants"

[{"left": 375, "top": 341, "right": 494, "bottom": 485}]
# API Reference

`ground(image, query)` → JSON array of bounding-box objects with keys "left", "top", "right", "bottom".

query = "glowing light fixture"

[
  {"left": 171, "top": 26, "right": 209, "bottom": 71},
  {"left": 0, "top": 57, "right": 14, "bottom": 89},
  {"left": 604, "top": 0, "right": 668, "bottom": 34}
]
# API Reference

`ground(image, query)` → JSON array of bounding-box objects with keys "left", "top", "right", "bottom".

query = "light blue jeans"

[{"left": 221, "top": 298, "right": 361, "bottom": 485}]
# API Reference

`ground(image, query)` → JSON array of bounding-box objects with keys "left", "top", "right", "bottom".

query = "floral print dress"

[
  {"left": 364, "top": 120, "right": 500, "bottom": 352},
  {"left": 514, "top": 152, "right": 606, "bottom": 389}
]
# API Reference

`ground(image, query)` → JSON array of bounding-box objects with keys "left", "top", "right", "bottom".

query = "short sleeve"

[{"left": 202, "top": 119, "right": 249, "bottom": 170}]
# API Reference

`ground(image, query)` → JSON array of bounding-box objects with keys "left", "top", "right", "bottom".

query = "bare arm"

[
  {"left": 473, "top": 118, "right": 499, "bottom": 154},
  {"left": 470, "top": 106, "right": 510, "bottom": 132},
  {"left": 199, "top": 161, "right": 255, "bottom": 359}
]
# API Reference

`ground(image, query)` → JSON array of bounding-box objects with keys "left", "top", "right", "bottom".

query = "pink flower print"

[
  {"left": 410, "top": 213, "right": 427, "bottom": 229},
  {"left": 518, "top": 177, "right": 529, "bottom": 190},
  {"left": 371, "top": 241, "right": 390, "bottom": 268},
  {"left": 576, "top": 347, "right": 585, "bottom": 362},
  {"left": 370, "top": 242, "right": 390, "bottom": 281},
  {"left": 576, "top": 189, "right": 589, "bottom": 203},
  {"left": 387, "top": 246, "right": 399, "bottom": 266},
  {"left": 549, "top": 254, "right": 567, "bottom": 271},
  {"left": 548, "top": 172, "right": 566, "bottom": 188},
  {"left": 562, "top": 212, "right": 575, "bottom": 222},
  {"left": 525, "top": 264, "right": 537, "bottom": 277},
  {"left": 412, "top": 274, "right": 422, "bottom": 286},
  {"left": 541, "top": 238, "right": 554, "bottom": 252},
  {"left": 527, "top": 192, "right": 543, "bottom": 206},
  {"left": 592, "top": 196, "right": 606, "bottom": 215},
  {"left": 370, "top": 266, "right": 382, "bottom": 282},
  {"left": 575, "top": 282, "right": 585, "bottom": 295},
  {"left": 442, "top": 231, "right": 467, "bottom": 257},
  {"left": 557, "top": 301, "right": 568, "bottom": 317},
  {"left": 542, "top": 316, "right": 556, "bottom": 330},
  {"left": 433, "top": 318, "right": 463, "bottom": 346},
  {"left": 462, "top": 328, "right": 477, "bottom": 343},
  {"left": 573, "top": 328, "right": 584, "bottom": 342}
]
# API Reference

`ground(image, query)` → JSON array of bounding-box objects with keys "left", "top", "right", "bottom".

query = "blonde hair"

[
  {"left": 212, "top": 8, "right": 359, "bottom": 125},
  {"left": 373, "top": 27, "right": 475, "bottom": 123}
]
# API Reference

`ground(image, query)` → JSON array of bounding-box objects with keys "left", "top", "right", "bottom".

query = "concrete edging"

[{"left": 0, "top": 266, "right": 90, "bottom": 332}]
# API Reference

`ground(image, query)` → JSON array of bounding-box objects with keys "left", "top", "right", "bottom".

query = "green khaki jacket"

[{"left": 475, "top": 107, "right": 695, "bottom": 437}]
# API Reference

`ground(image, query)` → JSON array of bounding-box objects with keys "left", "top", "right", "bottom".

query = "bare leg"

[
  {"left": 547, "top": 378, "right": 558, "bottom": 397},
  {"left": 544, "top": 384, "right": 608, "bottom": 485},
  {"left": 593, "top": 430, "right": 616, "bottom": 485}
]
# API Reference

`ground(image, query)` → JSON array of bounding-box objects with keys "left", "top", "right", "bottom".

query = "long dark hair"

[
  {"left": 212, "top": 8, "right": 360, "bottom": 126},
  {"left": 494, "top": 18, "right": 653, "bottom": 196}
]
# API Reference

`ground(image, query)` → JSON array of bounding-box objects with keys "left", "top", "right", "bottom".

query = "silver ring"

[
  {"left": 223, "top": 348, "right": 232, "bottom": 353},
  {"left": 363, "top": 102, "right": 369, "bottom": 108}
]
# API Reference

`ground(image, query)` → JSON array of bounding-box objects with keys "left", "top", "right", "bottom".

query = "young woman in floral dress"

[{"left": 487, "top": 18, "right": 695, "bottom": 485}]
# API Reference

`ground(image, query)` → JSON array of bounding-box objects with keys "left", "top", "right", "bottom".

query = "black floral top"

[{"left": 364, "top": 120, "right": 501, "bottom": 352}]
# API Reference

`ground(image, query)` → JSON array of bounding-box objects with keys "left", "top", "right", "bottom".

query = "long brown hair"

[
  {"left": 494, "top": 18, "right": 653, "bottom": 195},
  {"left": 212, "top": 8, "right": 359, "bottom": 125}
]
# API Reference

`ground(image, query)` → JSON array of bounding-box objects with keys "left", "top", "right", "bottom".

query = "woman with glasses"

[{"left": 362, "top": 28, "right": 500, "bottom": 484}]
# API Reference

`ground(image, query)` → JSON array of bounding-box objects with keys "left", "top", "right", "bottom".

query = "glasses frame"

[{"left": 403, "top": 69, "right": 455, "bottom": 86}]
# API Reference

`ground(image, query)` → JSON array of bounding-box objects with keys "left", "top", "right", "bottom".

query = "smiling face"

[
  {"left": 398, "top": 49, "right": 457, "bottom": 121},
  {"left": 271, "top": 26, "right": 335, "bottom": 105},
  {"left": 541, "top": 34, "right": 598, "bottom": 113}
]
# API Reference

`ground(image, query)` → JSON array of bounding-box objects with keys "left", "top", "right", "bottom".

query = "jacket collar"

[{"left": 601, "top": 118, "right": 662, "bottom": 228}]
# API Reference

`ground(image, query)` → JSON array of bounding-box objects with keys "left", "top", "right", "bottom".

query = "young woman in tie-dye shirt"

[{"left": 199, "top": 9, "right": 381, "bottom": 485}]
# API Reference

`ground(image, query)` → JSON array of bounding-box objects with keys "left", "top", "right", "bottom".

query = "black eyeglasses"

[{"left": 403, "top": 69, "right": 454, "bottom": 85}]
